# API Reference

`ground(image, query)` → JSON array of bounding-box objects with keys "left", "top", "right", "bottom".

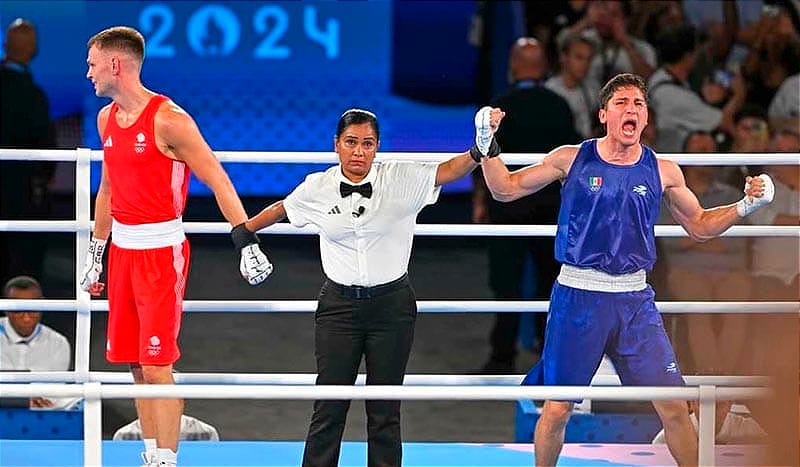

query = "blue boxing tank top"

[{"left": 555, "top": 139, "right": 662, "bottom": 274}]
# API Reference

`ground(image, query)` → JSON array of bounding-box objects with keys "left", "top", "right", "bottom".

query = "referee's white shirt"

[
  {"left": 0, "top": 317, "right": 70, "bottom": 371},
  {"left": 283, "top": 160, "right": 440, "bottom": 287}
]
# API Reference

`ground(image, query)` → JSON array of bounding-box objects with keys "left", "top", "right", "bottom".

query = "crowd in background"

[
  {"left": 471, "top": 3, "right": 797, "bottom": 458},
  {"left": 0, "top": 0, "right": 798, "bottom": 456},
  {"left": 2, "top": 0, "right": 798, "bottom": 383},
  {"left": 472, "top": 0, "right": 799, "bottom": 379}
]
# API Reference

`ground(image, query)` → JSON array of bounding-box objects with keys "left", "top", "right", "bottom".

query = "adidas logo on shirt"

[
  {"left": 327, "top": 205, "right": 341, "bottom": 215},
  {"left": 104, "top": 136, "right": 113, "bottom": 147}
]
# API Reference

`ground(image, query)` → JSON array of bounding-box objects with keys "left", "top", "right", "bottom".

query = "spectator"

[
  {"left": 474, "top": 38, "right": 579, "bottom": 373},
  {"left": 749, "top": 128, "right": 800, "bottom": 300},
  {"left": 635, "top": 1, "right": 686, "bottom": 47},
  {"left": 683, "top": 0, "right": 765, "bottom": 36},
  {"left": 714, "top": 104, "right": 773, "bottom": 198},
  {"left": 741, "top": 3, "right": 800, "bottom": 110},
  {"left": 546, "top": 32, "right": 600, "bottom": 138},
  {"left": 524, "top": 1, "right": 589, "bottom": 69},
  {"left": 767, "top": 72, "right": 799, "bottom": 128},
  {"left": 0, "top": 276, "right": 71, "bottom": 409},
  {"left": 0, "top": 18, "right": 50, "bottom": 148},
  {"left": 722, "top": 104, "right": 772, "bottom": 155},
  {"left": 745, "top": 129, "right": 799, "bottom": 462},
  {"left": 0, "top": 19, "right": 54, "bottom": 286},
  {"left": 114, "top": 415, "right": 220, "bottom": 442},
  {"left": 648, "top": 24, "right": 746, "bottom": 153},
  {"left": 681, "top": 129, "right": 718, "bottom": 153},
  {"left": 557, "top": 1, "right": 658, "bottom": 91},
  {"left": 682, "top": 1, "right": 741, "bottom": 92},
  {"left": 660, "top": 131, "right": 751, "bottom": 376}
]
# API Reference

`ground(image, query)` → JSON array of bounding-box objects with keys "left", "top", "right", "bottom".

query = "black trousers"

[{"left": 302, "top": 275, "right": 417, "bottom": 467}]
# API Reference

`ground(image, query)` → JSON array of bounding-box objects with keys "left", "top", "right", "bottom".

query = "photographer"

[
  {"left": 740, "top": 2, "right": 800, "bottom": 109},
  {"left": 648, "top": 24, "right": 745, "bottom": 153}
]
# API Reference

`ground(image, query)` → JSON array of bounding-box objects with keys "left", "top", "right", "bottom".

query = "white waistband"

[
  {"left": 557, "top": 264, "right": 647, "bottom": 292},
  {"left": 112, "top": 218, "right": 185, "bottom": 249}
]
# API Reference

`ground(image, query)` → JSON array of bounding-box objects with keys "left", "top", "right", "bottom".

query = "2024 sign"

[{"left": 139, "top": 3, "right": 339, "bottom": 59}]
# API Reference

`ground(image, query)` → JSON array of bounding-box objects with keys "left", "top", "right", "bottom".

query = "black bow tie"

[{"left": 340, "top": 182, "right": 372, "bottom": 199}]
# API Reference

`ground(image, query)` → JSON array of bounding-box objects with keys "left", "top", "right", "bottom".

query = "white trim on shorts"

[
  {"left": 111, "top": 218, "right": 185, "bottom": 249},
  {"left": 556, "top": 264, "right": 647, "bottom": 293}
]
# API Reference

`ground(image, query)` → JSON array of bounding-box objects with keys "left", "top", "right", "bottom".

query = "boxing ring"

[{"left": 0, "top": 148, "right": 798, "bottom": 467}]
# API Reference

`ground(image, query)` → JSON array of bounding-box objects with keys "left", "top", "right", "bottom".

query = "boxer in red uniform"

[{"left": 80, "top": 26, "right": 272, "bottom": 467}]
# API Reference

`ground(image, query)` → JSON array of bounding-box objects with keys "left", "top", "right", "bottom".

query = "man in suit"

[
  {"left": 0, "top": 19, "right": 54, "bottom": 285},
  {"left": 474, "top": 37, "right": 580, "bottom": 373}
]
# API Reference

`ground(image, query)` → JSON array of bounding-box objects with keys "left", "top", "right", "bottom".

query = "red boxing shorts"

[{"left": 106, "top": 240, "right": 190, "bottom": 365}]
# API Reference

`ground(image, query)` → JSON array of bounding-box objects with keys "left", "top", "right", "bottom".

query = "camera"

[{"left": 712, "top": 69, "right": 734, "bottom": 89}]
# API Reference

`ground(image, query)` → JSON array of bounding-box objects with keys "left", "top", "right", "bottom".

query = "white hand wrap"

[
  {"left": 79, "top": 237, "right": 107, "bottom": 292},
  {"left": 736, "top": 174, "right": 775, "bottom": 217},
  {"left": 474, "top": 106, "right": 494, "bottom": 156},
  {"left": 240, "top": 244, "right": 273, "bottom": 285}
]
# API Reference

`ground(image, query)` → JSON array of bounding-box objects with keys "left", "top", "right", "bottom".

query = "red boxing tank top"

[{"left": 102, "top": 95, "right": 190, "bottom": 225}]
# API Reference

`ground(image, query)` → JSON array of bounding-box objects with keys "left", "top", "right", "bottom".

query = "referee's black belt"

[{"left": 325, "top": 273, "right": 409, "bottom": 300}]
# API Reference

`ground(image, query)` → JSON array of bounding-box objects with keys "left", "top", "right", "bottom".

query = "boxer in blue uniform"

[{"left": 480, "top": 73, "right": 774, "bottom": 467}]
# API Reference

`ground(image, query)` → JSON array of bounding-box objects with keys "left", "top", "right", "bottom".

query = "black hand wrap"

[
  {"left": 469, "top": 138, "right": 501, "bottom": 163},
  {"left": 231, "top": 223, "right": 259, "bottom": 251}
]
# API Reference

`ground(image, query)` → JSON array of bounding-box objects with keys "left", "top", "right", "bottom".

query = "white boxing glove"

[
  {"left": 474, "top": 106, "right": 494, "bottom": 156},
  {"left": 79, "top": 237, "right": 107, "bottom": 294},
  {"left": 240, "top": 244, "right": 273, "bottom": 285},
  {"left": 736, "top": 174, "right": 775, "bottom": 217}
]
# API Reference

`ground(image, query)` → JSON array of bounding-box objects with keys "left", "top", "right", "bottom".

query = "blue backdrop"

[{"left": 1, "top": 1, "right": 480, "bottom": 196}]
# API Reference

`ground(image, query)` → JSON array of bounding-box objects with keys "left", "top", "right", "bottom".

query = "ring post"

[
  {"left": 698, "top": 384, "right": 717, "bottom": 466},
  {"left": 75, "top": 147, "right": 92, "bottom": 381},
  {"left": 83, "top": 381, "right": 103, "bottom": 466}
]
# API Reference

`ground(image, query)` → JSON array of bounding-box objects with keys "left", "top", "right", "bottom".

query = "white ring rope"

[
  {"left": 0, "top": 148, "right": 798, "bottom": 165},
  {"left": 0, "top": 148, "right": 795, "bottom": 467},
  {"left": 0, "top": 299, "right": 797, "bottom": 314},
  {"left": 0, "top": 371, "right": 769, "bottom": 387},
  {"left": 0, "top": 377, "right": 770, "bottom": 467},
  {"left": 1, "top": 220, "right": 798, "bottom": 237},
  {"left": 0, "top": 383, "right": 768, "bottom": 402}
]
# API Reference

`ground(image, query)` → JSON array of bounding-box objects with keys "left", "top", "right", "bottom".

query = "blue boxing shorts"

[{"left": 523, "top": 281, "right": 684, "bottom": 393}]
